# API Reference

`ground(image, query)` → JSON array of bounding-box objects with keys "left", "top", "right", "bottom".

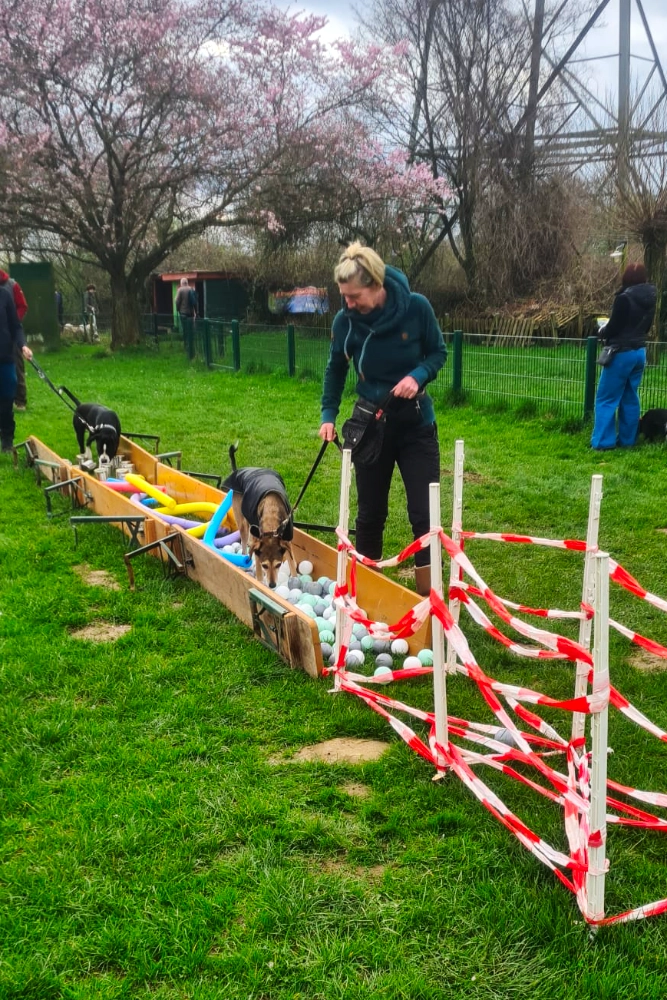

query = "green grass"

[{"left": 2, "top": 343, "right": 667, "bottom": 998}]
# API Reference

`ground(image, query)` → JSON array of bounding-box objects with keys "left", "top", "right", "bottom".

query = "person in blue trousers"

[{"left": 591, "top": 263, "right": 657, "bottom": 451}]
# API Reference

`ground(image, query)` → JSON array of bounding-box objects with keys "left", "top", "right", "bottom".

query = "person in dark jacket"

[
  {"left": 591, "top": 263, "right": 657, "bottom": 450},
  {"left": 0, "top": 269, "right": 28, "bottom": 410},
  {"left": 319, "top": 242, "right": 446, "bottom": 596},
  {"left": 0, "top": 283, "right": 32, "bottom": 452}
]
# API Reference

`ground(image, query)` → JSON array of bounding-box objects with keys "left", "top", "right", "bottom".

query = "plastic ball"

[
  {"left": 346, "top": 650, "right": 365, "bottom": 667},
  {"left": 348, "top": 638, "right": 362, "bottom": 651},
  {"left": 352, "top": 623, "right": 368, "bottom": 639},
  {"left": 373, "top": 665, "right": 393, "bottom": 683},
  {"left": 318, "top": 576, "right": 330, "bottom": 588},
  {"left": 319, "top": 629, "right": 335, "bottom": 645},
  {"left": 403, "top": 655, "right": 422, "bottom": 670},
  {"left": 288, "top": 589, "right": 303, "bottom": 604},
  {"left": 288, "top": 576, "right": 301, "bottom": 590},
  {"left": 315, "top": 616, "right": 328, "bottom": 631},
  {"left": 328, "top": 652, "right": 337, "bottom": 666},
  {"left": 391, "top": 638, "right": 409, "bottom": 655},
  {"left": 495, "top": 728, "right": 518, "bottom": 747},
  {"left": 313, "top": 602, "right": 326, "bottom": 617},
  {"left": 298, "top": 560, "right": 314, "bottom": 575},
  {"left": 320, "top": 642, "right": 333, "bottom": 659},
  {"left": 417, "top": 648, "right": 434, "bottom": 666},
  {"left": 299, "top": 593, "right": 317, "bottom": 607},
  {"left": 375, "top": 653, "right": 393, "bottom": 668},
  {"left": 322, "top": 606, "right": 334, "bottom": 620},
  {"left": 361, "top": 635, "right": 375, "bottom": 651},
  {"left": 328, "top": 582, "right": 337, "bottom": 595},
  {"left": 275, "top": 585, "right": 291, "bottom": 599},
  {"left": 305, "top": 581, "right": 323, "bottom": 596},
  {"left": 299, "top": 574, "right": 313, "bottom": 586},
  {"left": 372, "top": 639, "right": 391, "bottom": 654},
  {"left": 299, "top": 605, "right": 317, "bottom": 619}
]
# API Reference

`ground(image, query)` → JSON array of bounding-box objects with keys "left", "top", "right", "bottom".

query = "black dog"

[
  {"left": 639, "top": 409, "right": 667, "bottom": 443},
  {"left": 73, "top": 402, "right": 122, "bottom": 461}
]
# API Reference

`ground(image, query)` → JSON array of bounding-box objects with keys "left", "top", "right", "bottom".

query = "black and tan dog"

[
  {"left": 73, "top": 401, "right": 122, "bottom": 463},
  {"left": 223, "top": 445, "right": 296, "bottom": 588},
  {"left": 639, "top": 409, "right": 667, "bottom": 443}
]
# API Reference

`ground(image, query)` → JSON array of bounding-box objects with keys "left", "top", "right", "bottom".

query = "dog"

[
  {"left": 222, "top": 444, "right": 296, "bottom": 588},
  {"left": 639, "top": 409, "right": 667, "bottom": 443},
  {"left": 73, "top": 402, "right": 122, "bottom": 463}
]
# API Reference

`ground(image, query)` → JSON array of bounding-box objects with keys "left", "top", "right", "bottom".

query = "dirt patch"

[
  {"left": 441, "top": 468, "right": 489, "bottom": 484},
  {"left": 630, "top": 650, "right": 667, "bottom": 673},
  {"left": 73, "top": 564, "right": 120, "bottom": 591},
  {"left": 70, "top": 622, "right": 131, "bottom": 643},
  {"left": 172, "top": 602, "right": 184, "bottom": 610},
  {"left": 656, "top": 528, "right": 667, "bottom": 535},
  {"left": 396, "top": 566, "right": 414, "bottom": 583},
  {"left": 341, "top": 782, "right": 371, "bottom": 799},
  {"left": 280, "top": 738, "right": 389, "bottom": 765}
]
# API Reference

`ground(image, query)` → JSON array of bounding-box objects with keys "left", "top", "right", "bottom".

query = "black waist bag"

[
  {"left": 342, "top": 396, "right": 392, "bottom": 466},
  {"left": 597, "top": 344, "right": 618, "bottom": 367}
]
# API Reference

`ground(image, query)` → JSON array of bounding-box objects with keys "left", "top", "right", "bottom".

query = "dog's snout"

[{"left": 269, "top": 581, "right": 277, "bottom": 589}]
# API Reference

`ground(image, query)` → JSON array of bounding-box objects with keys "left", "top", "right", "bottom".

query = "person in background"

[
  {"left": 84, "top": 283, "right": 99, "bottom": 343},
  {"left": 591, "top": 262, "right": 657, "bottom": 450},
  {"left": 175, "top": 277, "right": 197, "bottom": 351},
  {"left": 55, "top": 288, "right": 64, "bottom": 332},
  {"left": 319, "top": 242, "right": 446, "bottom": 596},
  {"left": 0, "top": 268, "right": 28, "bottom": 411},
  {"left": 0, "top": 282, "right": 32, "bottom": 452}
]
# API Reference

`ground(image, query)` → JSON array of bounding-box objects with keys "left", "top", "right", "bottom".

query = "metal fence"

[{"left": 135, "top": 315, "right": 667, "bottom": 420}]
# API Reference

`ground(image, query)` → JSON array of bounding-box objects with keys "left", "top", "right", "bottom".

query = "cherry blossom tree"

[{"left": 0, "top": 0, "right": 423, "bottom": 346}]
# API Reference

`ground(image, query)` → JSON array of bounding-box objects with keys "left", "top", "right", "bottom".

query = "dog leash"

[
  {"left": 28, "top": 358, "right": 81, "bottom": 415},
  {"left": 277, "top": 434, "right": 343, "bottom": 536}
]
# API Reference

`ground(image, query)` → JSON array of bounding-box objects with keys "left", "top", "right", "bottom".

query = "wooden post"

[
  {"left": 446, "top": 439, "right": 464, "bottom": 673},
  {"left": 586, "top": 550, "right": 609, "bottom": 924},
  {"left": 430, "top": 481, "right": 448, "bottom": 769},
  {"left": 571, "top": 475, "right": 603, "bottom": 742},
  {"left": 333, "top": 448, "right": 353, "bottom": 691}
]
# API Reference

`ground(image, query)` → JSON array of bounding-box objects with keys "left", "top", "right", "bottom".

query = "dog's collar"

[{"left": 93, "top": 423, "right": 119, "bottom": 437}]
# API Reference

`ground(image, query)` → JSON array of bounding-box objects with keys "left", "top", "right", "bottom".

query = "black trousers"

[{"left": 354, "top": 419, "right": 439, "bottom": 568}]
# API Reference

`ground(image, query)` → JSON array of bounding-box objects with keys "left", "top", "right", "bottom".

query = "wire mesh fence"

[{"left": 133, "top": 314, "right": 667, "bottom": 420}]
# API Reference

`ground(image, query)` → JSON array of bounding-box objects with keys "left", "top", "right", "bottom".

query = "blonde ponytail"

[{"left": 334, "top": 242, "right": 385, "bottom": 287}]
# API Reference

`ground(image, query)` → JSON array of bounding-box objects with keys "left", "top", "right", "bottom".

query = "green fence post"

[
  {"left": 287, "top": 324, "right": 296, "bottom": 377},
  {"left": 231, "top": 319, "right": 241, "bottom": 372},
  {"left": 584, "top": 335, "right": 598, "bottom": 420},
  {"left": 452, "top": 330, "right": 463, "bottom": 395},
  {"left": 203, "top": 319, "right": 211, "bottom": 367}
]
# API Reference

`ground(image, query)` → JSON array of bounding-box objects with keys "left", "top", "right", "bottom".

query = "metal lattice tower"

[{"left": 523, "top": 0, "right": 667, "bottom": 177}]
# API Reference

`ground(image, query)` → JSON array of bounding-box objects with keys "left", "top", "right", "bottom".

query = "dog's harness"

[{"left": 73, "top": 413, "right": 119, "bottom": 440}]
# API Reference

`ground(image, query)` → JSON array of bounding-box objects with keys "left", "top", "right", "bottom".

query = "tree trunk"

[
  {"left": 110, "top": 272, "right": 142, "bottom": 349},
  {"left": 644, "top": 240, "right": 666, "bottom": 344}
]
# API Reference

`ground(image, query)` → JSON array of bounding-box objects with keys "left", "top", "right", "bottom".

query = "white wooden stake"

[
  {"left": 430, "top": 481, "right": 448, "bottom": 770},
  {"left": 572, "top": 475, "right": 603, "bottom": 742},
  {"left": 333, "top": 448, "right": 353, "bottom": 691},
  {"left": 586, "top": 550, "right": 609, "bottom": 924},
  {"left": 446, "top": 439, "right": 465, "bottom": 673}
]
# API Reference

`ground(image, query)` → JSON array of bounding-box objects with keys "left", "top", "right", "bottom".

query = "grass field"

[{"left": 2, "top": 344, "right": 667, "bottom": 999}]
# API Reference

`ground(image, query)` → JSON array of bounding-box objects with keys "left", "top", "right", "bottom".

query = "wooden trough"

[{"left": 21, "top": 434, "right": 431, "bottom": 678}]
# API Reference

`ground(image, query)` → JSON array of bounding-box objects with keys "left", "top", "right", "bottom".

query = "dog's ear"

[
  {"left": 280, "top": 541, "right": 297, "bottom": 573},
  {"left": 249, "top": 524, "right": 261, "bottom": 539}
]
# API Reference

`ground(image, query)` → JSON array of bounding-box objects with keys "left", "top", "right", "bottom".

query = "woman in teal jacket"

[{"left": 319, "top": 243, "right": 446, "bottom": 595}]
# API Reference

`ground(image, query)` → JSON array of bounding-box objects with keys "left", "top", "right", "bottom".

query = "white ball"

[
  {"left": 275, "top": 585, "right": 291, "bottom": 599},
  {"left": 391, "top": 638, "right": 409, "bottom": 655},
  {"left": 322, "top": 607, "right": 334, "bottom": 620},
  {"left": 298, "top": 560, "right": 314, "bottom": 575},
  {"left": 347, "top": 649, "right": 365, "bottom": 666},
  {"left": 403, "top": 656, "right": 422, "bottom": 670}
]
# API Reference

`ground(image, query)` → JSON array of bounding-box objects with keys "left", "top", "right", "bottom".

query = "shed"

[{"left": 153, "top": 271, "right": 250, "bottom": 321}]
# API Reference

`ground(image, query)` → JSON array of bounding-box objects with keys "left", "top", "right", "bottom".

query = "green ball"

[
  {"left": 299, "top": 593, "right": 317, "bottom": 607},
  {"left": 417, "top": 648, "right": 434, "bottom": 666},
  {"left": 299, "top": 605, "right": 317, "bottom": 619},
  {"left": 319, "top": 629, "right": 335, "bottom": 645},
  {"left": 315, "top": 616, "right": 328, "bottom": 631},
  {"left": 360, "top": 635, "right": 375, "bottom": 651}
]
